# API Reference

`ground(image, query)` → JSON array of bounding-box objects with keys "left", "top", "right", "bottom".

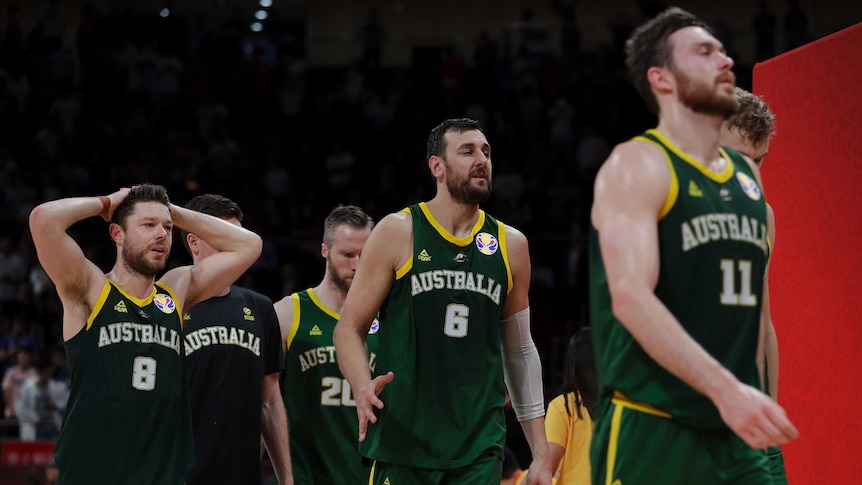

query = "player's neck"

[
  {"left": 656, "top": 111, "right": 725, "bottom": 170},
  {"left": 107, "top": 265, "right": 157, "bottom": 299},
  {"left": 425, "top": 196, "right": 481, "bottom": 239},
  {"left": 313, "top": 280, "right": 347, "bottom": 315}
]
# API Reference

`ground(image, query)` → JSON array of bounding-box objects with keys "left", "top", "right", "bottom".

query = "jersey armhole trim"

[
  {"left": 632, "top": 135, "right": 679, "bottom": 221},
  {"left": 497, "top": 221, "right": 514, "bottom": 294},
  {"left": 87, "top": 279, "right": 112, "bottom": 330},
  {"left": 286, "top": 293, "right": 301, "bottom": 350}
]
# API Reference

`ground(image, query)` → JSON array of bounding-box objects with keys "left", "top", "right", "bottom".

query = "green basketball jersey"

[
  {"left": 281, "top": 288, "right": 378, "bottom": 484},
  {"left": 55, "top": 280, "right": 194, "bottom": 484},
  {"left": 361, "top": 202, "right": 511, "bottom": 469},
  {"left": 589, "top": 129, "right": 768, "bottom": 430}
]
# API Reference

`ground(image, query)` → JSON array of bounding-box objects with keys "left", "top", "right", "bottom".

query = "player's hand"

[
  {"left": 104, "top": 187, "right": 132, "bottom": 221},
  {"left": 524, "top": 456, "right": 554, "bottom": 485},
  {"left": 715, "top": 381, "right": 798, "bottom": 449},
  {"left": 355, "top": 371, "right": 394, "bottom": 442}
]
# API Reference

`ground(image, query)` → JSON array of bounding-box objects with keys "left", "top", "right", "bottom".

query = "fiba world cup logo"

[
  {"left": 475, "top": 232, "right": 498, "bottom": 256},
  {"left": 153, "top": 293, "right": 176, "bottom": 314}
]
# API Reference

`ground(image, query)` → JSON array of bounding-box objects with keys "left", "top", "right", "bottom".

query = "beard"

[
  {"left": 327, "top": 261, "right": 352, "bottom": 294},
  {"left": 444, "top": 161, "right": 491, "bottom": 205},
  {"left": 676, "top": 69, "right": 738, "bottom": 118},
  {"left": 122, "top": 243, "right": 169, "bottom": 277}
]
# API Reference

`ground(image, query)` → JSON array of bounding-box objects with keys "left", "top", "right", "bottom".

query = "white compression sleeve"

[{"left": 500, "top": 307, "right": 545, "bottom": 421}]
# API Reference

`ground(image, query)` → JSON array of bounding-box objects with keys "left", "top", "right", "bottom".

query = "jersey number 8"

[{"left": 132, "top": 356, "right": 157, "bottom": 391}]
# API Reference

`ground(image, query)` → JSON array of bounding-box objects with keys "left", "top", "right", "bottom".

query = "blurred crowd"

[{"left": 0, "top": 0, "right": 821, "bottom": 442}]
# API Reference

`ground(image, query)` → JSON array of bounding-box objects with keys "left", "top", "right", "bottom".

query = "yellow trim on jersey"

[
  {"left": 418, "top": 202, "right": 485, "bottom": 246},
  {"left": 308, "top": 287, "right": 340, "bottom": 320},
  {"left": 285, "top": 293, "right": 302, "bottom": 350},
  {"left": 497, "top": 221, "right": 514, "bottom": 295},
  {"left": 112, "top": 280, "right": 157, "bottom": 307},
  {"left": 155, "top": 281, "right": 182, "bottom": 326},
  {"left": 605, "top": 402, "right": 624, "bottom": 485},
  {"left": 395, "top": 258, "right": 412, "bottom": 280},
  {"left": 87, "top": 279, "right": 113, "bottom": 330},
  {"left": 612, "top": 391, "right": 672, "bottom": 418},
  {"left": 395, "top": 207, "right": 413, "bottom": 280},
  {"left": 369, "top": 461, "right": 376, "bottom": 485},
  {"left": 632, "top": 135, "right": 678, "bottom": 220},
  {"left": 647, "top": 129, "right": 735, "bottom": 183}
]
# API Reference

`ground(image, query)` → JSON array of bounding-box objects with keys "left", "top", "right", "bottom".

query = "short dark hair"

[
  {"left": 625, "top": 7, "right": 712, "bottom": 114},
  {"left": 726, "top": 87, "right": 776, "bottom": 146},
  {"left": 111, "top": 184, "right": 170, "bottom": 229},
  {"left": 181, "top": 194, "right": 243, "bottom": 253},
  {"left": 323, "top": 205, "right": 374, "bottom": 247},
  {"left": 425, "top": 118, "right": 484, "bottom": 161}
]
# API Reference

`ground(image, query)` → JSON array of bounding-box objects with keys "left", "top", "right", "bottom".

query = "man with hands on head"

[{"left": 28, "top": 184, "right": 262, "bottom": 485}]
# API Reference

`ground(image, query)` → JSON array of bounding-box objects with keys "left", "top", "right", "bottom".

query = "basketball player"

[
  {"left": 588, "top": 7, "right": 798, "bottom": 484},
  {"left": 182, "top": 194, "right": 292, "bottom": 485},
  {"left": 28, "top": 184, "right": 262, "bottom": 484},
  {"left": 721, "top": 87, "right": 787, "bottom": 484},
  {"left": 274, "top": 204, "right": 375, "bottom": 484},
  {"left": 334, "top": 118, "right": 552, "bottom": 485}
]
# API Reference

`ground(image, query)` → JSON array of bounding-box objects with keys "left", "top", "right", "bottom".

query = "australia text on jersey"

[
  {"left": 299, "top": 345, "right": 377, "bottom": 374},
  {"left": 183, "top": 326, "right": 261, "bottom": 356},
  {"left": 681, "top": 212, "right": 767, "bottom": 253},
  {"left": 98, "top": 322, "right": 182, "bottom": 355},
  {"left": 410, "top": 270, "right": 502, "bottom": 304}
]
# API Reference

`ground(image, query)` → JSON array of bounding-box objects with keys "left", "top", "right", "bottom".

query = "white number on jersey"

[
  {"left": 321, "top": 377, "right": 356, "bottom": 406},
  {"left": 443, "top": 303, "right": 469, "bottom": 338},
  {"left": 132, "top": 356, "right": 157, "bottom": 391},
  {"left": 720, "top": 259, "right": 757, "bottom": 306}
]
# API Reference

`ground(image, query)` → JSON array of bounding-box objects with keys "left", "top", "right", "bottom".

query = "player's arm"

[
  {"left": 761, "top": 203, "right": 779, "bottom": 400},
  {"left": 500, "top": 226, "right": 552, "bottom": 485},
  {"left": 593, "top": 141, "right": 796, "bottom": 449},
  {"left": 333, "top": 212, "right": 408, "bottom": 441},
  {"left": 261, "top": 370, "right": 293, "bottom": 485},
  {"left": 159, "top": 204, "right": 262, "bottom": 308},
  {"left": 28, "top": 188, "right": 131, "bottom": 338}
]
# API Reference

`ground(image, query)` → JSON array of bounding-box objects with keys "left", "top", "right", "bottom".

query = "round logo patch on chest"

[
  {"left": 736, "top": 172, "right": 762, "bottom": 201},
  {"left": 153, "top": 293, "right": 176, "bottom": 314},
  {"left": 475, "top": 232, "right": 498, "bottom": 255}
]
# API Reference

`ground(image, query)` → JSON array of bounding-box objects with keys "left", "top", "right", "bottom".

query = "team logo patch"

[
  {"left": 475, "top": 232, "right": 498, "bottom": 255},
  {"left": 153, "top": 293, "right": 176, "bottom": 314},
  {"left": 736, "top": 172, "right": 762, "bottom": 200},
  {"left": 369, "top": 318, "right": 380, "bottom": 334}
]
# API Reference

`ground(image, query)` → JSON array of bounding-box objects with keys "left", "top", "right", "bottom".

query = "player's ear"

[
  {"left": 648, "top": 66, "right": 674, "bottom": 96},
  {"left": 429, "top": 155, "right": 444, "bottom": 179}
]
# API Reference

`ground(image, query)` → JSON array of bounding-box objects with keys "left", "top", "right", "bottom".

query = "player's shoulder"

[
  {"left": 372, "top": 209, "right": 414, "bottom": 238},
  {"left": 595, "top": 138, "right": 671, "bottom": 190}
]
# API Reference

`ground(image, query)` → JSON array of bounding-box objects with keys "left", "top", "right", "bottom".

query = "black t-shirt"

[{"left": 184, "top": 285, "right": 284, "bottom": 485}]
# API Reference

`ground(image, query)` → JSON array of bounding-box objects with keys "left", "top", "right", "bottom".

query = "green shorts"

[
  {"left": 766, "top": 446, "right": 788, "bottom": 484},
  {"left": 369, "top": 451, "right": 502, "bottom": 485},
  {"left": 590, "top": 395, "right": 771, "bottom": 485}
]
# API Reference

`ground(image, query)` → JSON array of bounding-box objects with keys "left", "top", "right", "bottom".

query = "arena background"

[{"left": 0, "top": 0, "right": 859, "bottom": 483}]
